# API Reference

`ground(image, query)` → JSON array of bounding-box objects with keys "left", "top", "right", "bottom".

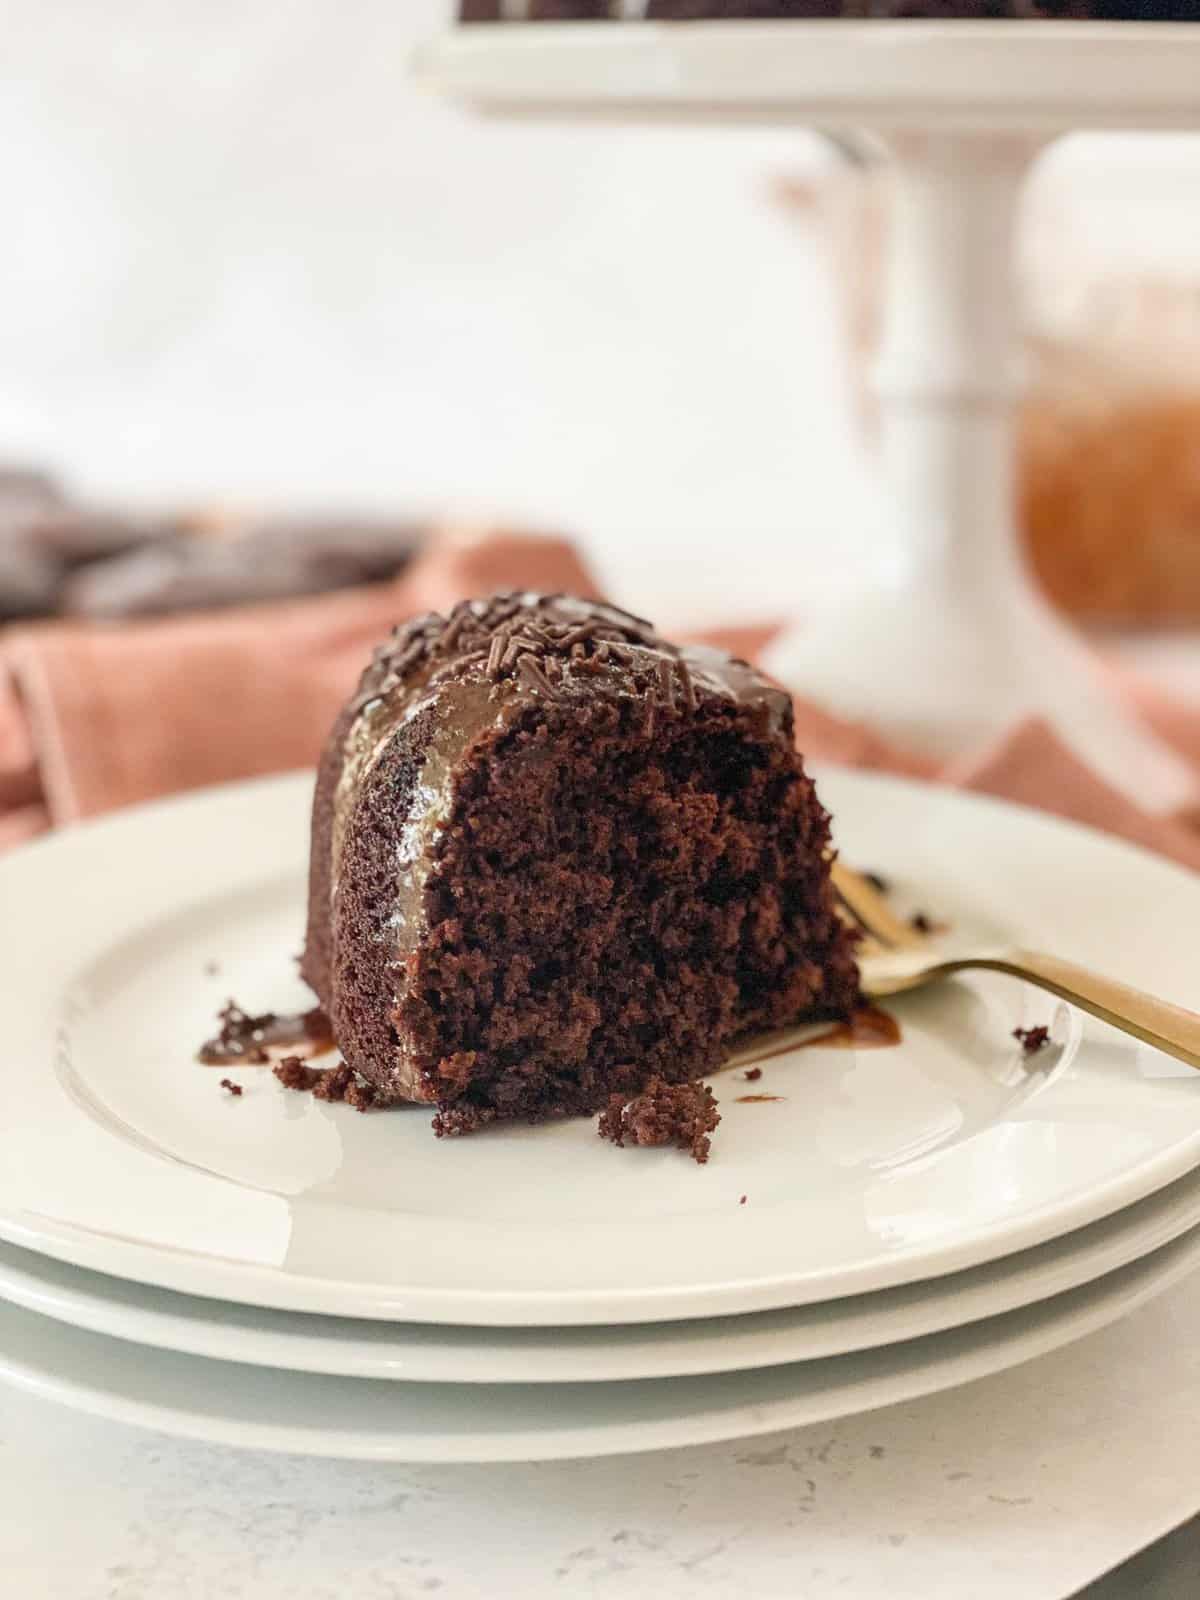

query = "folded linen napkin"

[{"left": 2, "top": 526, "right": 1199, "bottom": 872}]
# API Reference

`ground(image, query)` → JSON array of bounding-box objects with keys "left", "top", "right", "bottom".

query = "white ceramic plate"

[
  {"left": 2, "top": 1227, "right": 1197, "bottom": 1463},
  {"left": 5, "top": 1158, "right": 1200, "bottom": 1384},
  {"left": 3, "top": 770, "right": 1200, "bottom": 1326}
]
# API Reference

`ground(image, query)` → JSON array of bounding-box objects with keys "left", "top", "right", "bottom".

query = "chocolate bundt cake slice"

[{"left": 301, "top": 594, "right": 859, "bottom": 1134}]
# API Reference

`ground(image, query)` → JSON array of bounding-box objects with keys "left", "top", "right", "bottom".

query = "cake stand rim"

[{"left": 416, "top": 20, "right": 1200, "bottom": 131}]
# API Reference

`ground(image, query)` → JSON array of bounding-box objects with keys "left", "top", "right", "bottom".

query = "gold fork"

[{"left": 831, "top": 861, "right": 1200, "bottom": 1070}]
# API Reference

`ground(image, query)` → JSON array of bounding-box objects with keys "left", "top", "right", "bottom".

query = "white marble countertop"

[{"left": 4, "top": 1273, "right": 1200, "bottom": 1600}]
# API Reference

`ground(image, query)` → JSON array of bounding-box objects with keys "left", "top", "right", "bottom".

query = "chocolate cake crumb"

[
  {"left": 864, "top": 870, "right": 890, "bottom": 895},
  {"left": 346, "top": 1078, "right": 379, "bottom": 1112},
  {"left": 219, "top": 1078, "right": 242, "bottom": 1096},
  {"left": 597, "top": 1076, "right": 721, "bottom": 1164},
  {"left": 273, "top": 1055, "right": 323, "bottom": 1091},
  {"left": 272, "top": 1055, "right": 379, "bottom": 1110},
  {"left": 910, "top": 911, "right": 934, "bottom": 935},
  {"left": 743, "top": 1066, "right": 763, "bottom": 1081},
  {"left": 431, "top": 1102, "right": 500, "bottom": 1138},
  {"left": 1013, "top": 1025, "right": 1051, "bottom": 1055},
  {"left": 739, "top": 1194, "right": 747, "bottom": 1205},
  {"left": 311, "top": 1062, "right": 353, "bottom": 1101},
  {"left": 312, "top": 1062, "right": 380, "bottom": 1112}
]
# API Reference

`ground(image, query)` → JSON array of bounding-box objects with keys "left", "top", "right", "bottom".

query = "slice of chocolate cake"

[{"left": 301, "top": 594, "right": 858, "bottom": 1134}]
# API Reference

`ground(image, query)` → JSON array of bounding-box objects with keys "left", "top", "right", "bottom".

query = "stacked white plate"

[{"left": 2, "top": 769, "right": 1200, "bottom": 1462}]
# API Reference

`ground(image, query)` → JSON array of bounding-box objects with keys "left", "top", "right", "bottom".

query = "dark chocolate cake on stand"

[{"left": 419, "top": 12, "right": 1200, "bottom": 808}]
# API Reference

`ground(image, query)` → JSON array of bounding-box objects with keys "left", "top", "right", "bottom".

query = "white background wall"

[
  {"left": 0, "top": 0, "right": 880, "bottom": 623},
  {"left": 3, "top": 2, "right": 1199, "bottom": 626}
]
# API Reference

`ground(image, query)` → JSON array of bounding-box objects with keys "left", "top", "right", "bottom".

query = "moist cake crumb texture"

[
  {"left": 311, "top": 1062, "right": 380, "bottom": 1111},
  {"left": 273, "top": 1055, "right": 380, "bottom": 1110},
  {"left": 301, "top": 592, "right": 859, "bottom": 1136},
  {"left": 274, "top": 1055, "right": 322, "bottom": 1090},
  {"left": 598, "top": 1076, "right": 722, "bottom": 1164}
]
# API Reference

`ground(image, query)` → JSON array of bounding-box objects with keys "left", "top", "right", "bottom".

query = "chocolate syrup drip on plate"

[
  {"left": 812, "top": 1006, "right": 902, "bottom": 1050},
  {"left": 198, "top": 1000, "right": 335, "bottom": 1066},
  {"left": 734, "top": 1005, "right": 901, "bottom": 1071}
]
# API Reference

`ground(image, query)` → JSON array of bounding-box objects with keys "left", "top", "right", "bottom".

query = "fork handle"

[{"left": 959, "top": 951, "right": 1200, "bottom": 1071}]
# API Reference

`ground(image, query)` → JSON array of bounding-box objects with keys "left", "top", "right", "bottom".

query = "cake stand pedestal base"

[{"left": 762, "top": 128, "right": 1194, "bottom": 807}]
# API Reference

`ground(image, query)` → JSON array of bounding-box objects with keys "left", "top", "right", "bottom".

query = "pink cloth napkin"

[{"left": 3, "top": 527, "right": 1200, "bottom": 873}]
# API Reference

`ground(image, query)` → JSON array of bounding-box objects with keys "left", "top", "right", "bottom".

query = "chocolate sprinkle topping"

[
  {"left": 517, "top": 652, "right": 557, "bottom": 697},
  {"left": 1013, "top": 1024, "right": 1051, "bottom": 1055},
  {"left": 657, "top": 656, "right": 675, "bottom": 712},
  {"left": 351, "top": 591, "right": 754, "bottom": 719}
]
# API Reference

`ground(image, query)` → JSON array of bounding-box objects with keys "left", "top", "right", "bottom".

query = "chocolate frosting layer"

[
  {"left": 331, "top": 593, "right": 791, "bottom": 865},
  {"left": 348, "top": 591, "right": 789, "bottom": 728}
]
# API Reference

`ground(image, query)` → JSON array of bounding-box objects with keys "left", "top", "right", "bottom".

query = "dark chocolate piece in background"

[
  {"left": 0, "top": 464, "right": 191, "bottom": 621},
  {"left": 0, "top": 467, "right": 63, "bottom": 520},
  {"left": 27, "top": 507, "right": 181, "bottom": 572},
  {"left": 0, "top": 544, "right": 61, "bottom": 623},
  {"left": 0, "top": 465, "right": 177, "bottom": 569},
  {"left": 0, "top": 461, "right": 427, "bottom": 624},
  {"left": 64, "top": 516, "right": 424, "bottom": 620}
]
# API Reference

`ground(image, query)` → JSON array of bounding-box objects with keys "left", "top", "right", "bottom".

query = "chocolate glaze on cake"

[{"left": 302, "top": 593, "right": 859, "bottom": 1134}]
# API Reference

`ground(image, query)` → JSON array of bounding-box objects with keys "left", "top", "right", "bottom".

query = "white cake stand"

[{"left": 418, "top": 22, "right": 1200, "bottom": 806}]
